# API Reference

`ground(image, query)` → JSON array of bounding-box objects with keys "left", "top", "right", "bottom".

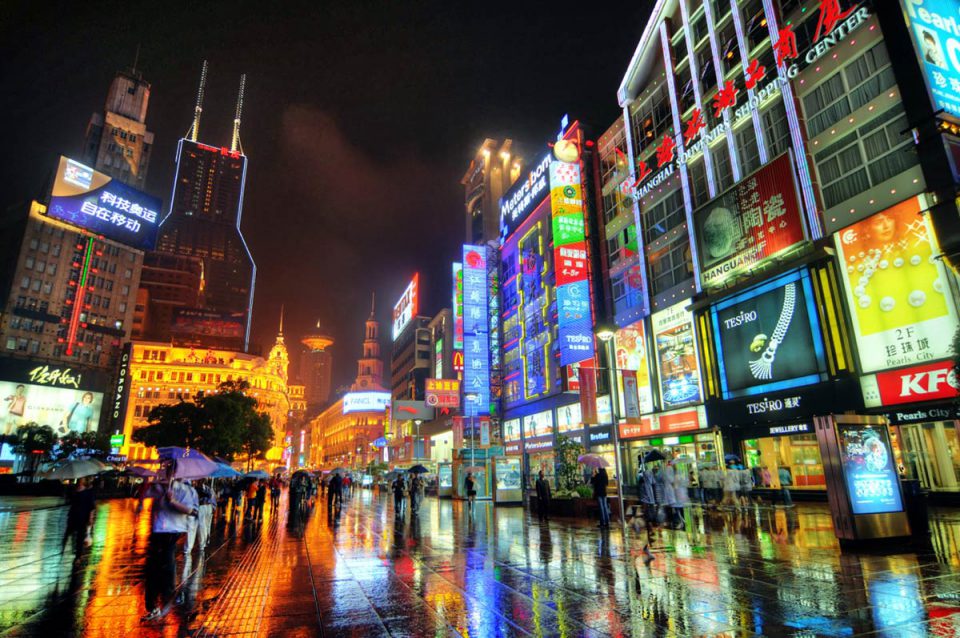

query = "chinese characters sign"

[
  {"left": 452, "top": 262, "right": 464, "bottom": 350},
  {"left": 550, "top": 157, "right": 595, "bottom": 367},
  {"left": 48, "top": 156, "right": 161, "bottom": 249},
  {"left": 463, "top": 245, "right": 490, "bottom": 415},
  {"left": 426, "top": 378, "right": 461, "bottom": 409},
  {"left": 710, "top": 269, "right": 826, "bottom": 399},
  {"left": 652, "top": 301, "right": 703, "bottom": 409},
  {"left": 902, "top": 0, "right": 960, "bottom": 119},
  {"left": 694, "top": 153, "right": 805, "bottom": 290},
  {"left": 392, "top": 274, "right": 419, "bottom": 340},
  {"left": 834, "top": 197, "right": 959, "bottom": 373}
]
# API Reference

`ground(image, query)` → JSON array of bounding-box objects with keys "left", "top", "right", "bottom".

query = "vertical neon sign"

[
  {"left": 66, "top": 239, "right": 94, "bottom": 356},
  {"left": 462, "top": 245, "right": 490, "bottom": 415}
]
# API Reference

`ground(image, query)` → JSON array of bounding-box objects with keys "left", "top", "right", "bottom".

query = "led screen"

[
  {"left": 1, "top": 379, "right": 104, "bottom": 435},
  {"left": 652, "top": 301, "right": 703, "bottom": 409},
  {"left": 838, "top": 423, "right": 904, "bottom": 515}
]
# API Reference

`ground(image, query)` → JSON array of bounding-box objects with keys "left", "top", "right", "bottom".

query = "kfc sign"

[{"left": 861, "top": 360, "right": 960, "bottom": 408}]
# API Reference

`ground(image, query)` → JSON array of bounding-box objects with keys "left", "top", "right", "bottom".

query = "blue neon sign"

[{"left": 463, "top": 245, "right": 490, "bottom": 415}]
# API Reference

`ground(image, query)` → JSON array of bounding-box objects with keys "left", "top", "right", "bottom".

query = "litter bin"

[{"left": 900, "top": 479, "right": 929, "bottom": 537}]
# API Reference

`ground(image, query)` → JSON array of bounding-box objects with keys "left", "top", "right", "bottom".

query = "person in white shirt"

[{"left": 722, "top": 464, "right": 739, "bottom": 507}]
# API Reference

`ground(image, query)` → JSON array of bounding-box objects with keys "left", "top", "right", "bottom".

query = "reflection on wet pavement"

[{"left": 3, "top": 492, "right": 960, "bottom": 636}]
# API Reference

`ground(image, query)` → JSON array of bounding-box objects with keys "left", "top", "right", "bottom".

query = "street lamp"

[
  {"left": 595, "top": 321, "right": 626, "bottom": 527},
  {"left": 414, "top": 419, "right": 423, "bottom": 461}
]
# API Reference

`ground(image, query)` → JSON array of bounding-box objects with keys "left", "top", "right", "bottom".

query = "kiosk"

[
  {"left": 437, "top": 462, "right": 453, "bottom": 498},
  {"left": 492, "top": 456, "right": 523, "bottom": 505}
]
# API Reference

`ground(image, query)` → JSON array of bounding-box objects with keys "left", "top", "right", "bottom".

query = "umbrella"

[
  {"left": 577, "top": 454, "right": 610, "bottom": 468},
  {"left": 155, "top": 447, "right": 218, "bottom": 479},
  {"left": 408, "top": 464, "right": 429, "bottom": 474},
  {"left": 209, "top": 463, "right": 241, "bottom": 479},
  {"left": 273, "top": 466, "right": 287, "bottom": 474},
  {"left": 724, "top": 453, "right": 741, "bottom": 463},
  {"left": 642, "top": 450, "right": 666, "bottom": 463},
  {"left": 42, "top": 458, "right": 109, "bottom": 480},
  {"left": 463, "top": 466, "right": 484, "bottom": 473},
  {"left": 244, "top": 470, "right": 270, "bottom": 479},
  {"left": 330, "top": 467, "right": 347, "bottom": 474},
  {"left": 124, "top": 466, "right": 156, "bottom": 478}
]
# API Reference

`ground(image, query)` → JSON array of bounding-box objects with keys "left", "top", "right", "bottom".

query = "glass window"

[
  {"left": 688, "top": 159, "right": 710, "bottom": 207},
  {"left": 630, "top": 81, "right": 673, "bottom": 154},
  {"left": 735, "top": 123, "right": 761, "bottom": 175},
  {"left": 743, "top": 433, "right": 825, "bottom": 490},
  {"left": 711, "top": 143, "right": 734, "bottom": 192},
  {"left": 641, "top": 189, "right": 685, "bottom": 244},
  {"left": 648, "top": 234, "right": 693, "bottom": 295},
  {"left": 761, "top": 101, "right": 791, "bottom": 159}
]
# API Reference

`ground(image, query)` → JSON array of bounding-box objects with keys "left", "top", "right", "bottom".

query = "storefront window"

[
  {"left": 743, "top": 433, "right": 824, "bottom": 489},
  {"left": 898, "top": 422, "right": 960, "bottom": 491}
]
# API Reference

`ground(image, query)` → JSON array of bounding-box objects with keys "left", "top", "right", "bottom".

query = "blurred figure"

[
  {"left": 255, "top": 480, "right": 267, "bottom": 521},
  {"left": 196, "top": 480, "right": 215, "bottom": 549},
  {"left": 535, "top": 470, "right": 551, "bottom": 521},
  {"left": 270, "top": 476, "right": 281, "bottom": 510},
  {"left": 245, "top": 480, "right": 259, "bottom": 520},
  {"left": 181, "top": 480, "right": 201, "bottom": 557},
  {"left": 328, "top": 472, "right": 343, "bottom": 510},
  {"left": 464, "top": 472, "right": 476, "bottom": 513},
  {"left": 62, "top": 477, "right": 96, "bottom": 559},
  {"left": 393, "top": 474, "right": 406, "bottom": 515},
  {"left": 591, "top": 467, "right": 610, "bottom": 529},
  {"left": 410, "top": 474, "right": 423, "bottom": 513}
]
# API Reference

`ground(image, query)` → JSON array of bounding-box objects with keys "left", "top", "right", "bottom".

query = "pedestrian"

[
  {"left": 141, "top": 460, "right": 197, "bottom": 622},
  {"left": 591, "top": 467, "right": 610, "bottom": 528},
  {"left": 328, "top": 472, "right": 343, "bottom": 510},
  {"left": 721, "top": 463, "right": 739, "bottom": 508},
  {"left": 535, "top": 470, "right": 551, "bottom": 520},
  {"left": 701, "top": 466, "right": 719, "bottom": 505},
  {"left": 672, "top": 461, "right": 689, "bottom": 530},
  {"left": 660, "top": 461, "right": 680, "bottom": 528},
  {"left": 245, "top": 480, "right": 259, "bottom": 520},
  {"left": 411, "top": 474, "right": 423, "bottom": 513},
  {"left": 196, "top": 480, "right": 215, "bottom": 550},
  {"left": 181, "top": 480, "right": 201, "bottom": 558},
  {"left": 255, "top": 479, "right": 267, "bottom": 520},
  {"left": 464, "top": 472, "right": 476, "bottom": 512},
  {"left": 392, "top": 474, "right": 406, "bottom": 515},
  {"left": 778, "top": 465, "right": 794, "bottom": 507},
  {"left": 270, "top": 477, "right": 281, "bottom": 510},
  {"left": 62, "top": 477, "right": 96, "bottom": 558},
  {"left": 231, "top": 479, "right": 244, "bottom": 521},
  {"left": 738, "top": 465, "right": 755, "bottom": 507}
]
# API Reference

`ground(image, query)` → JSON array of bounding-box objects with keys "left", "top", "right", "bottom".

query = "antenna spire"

[
  {"left": 370, "top": 292, "right": 376, "bottom": 316},
  {"left": 188, "top": 60, "right": 208, "bottom": 142},
  {"left": 131, "top": 43, "right": 141, "bottom": 77},
  {"left": 279, "top": 304, "right": 284, "bottom": 336},
  {"left": 230, "top": 73, "right": 246, "bottom": 154}
]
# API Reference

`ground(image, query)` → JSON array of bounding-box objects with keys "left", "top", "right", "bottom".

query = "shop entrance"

[
  {"left": 742, "top": 433, "right": 824, "bottom": 490},
  {"left": 898, "top": 421, "right": 960, "bottom": 491},
  {"left": 623, "top": 431, "right": 722, "bottom": 487}
]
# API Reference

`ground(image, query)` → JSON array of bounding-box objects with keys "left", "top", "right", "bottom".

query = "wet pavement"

[{"left": 3, "top": 492, "right": 960, "bottom": 637}]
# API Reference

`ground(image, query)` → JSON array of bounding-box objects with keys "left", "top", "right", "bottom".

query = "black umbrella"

[
  {"left": 408, "top": 464, "right": 429, "bottom": 474},
  {"left": 643, "top": 450, "right": 666, "bottom": 463}
]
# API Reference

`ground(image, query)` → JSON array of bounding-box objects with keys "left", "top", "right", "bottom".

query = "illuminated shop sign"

[
  {"left": 516, "top": 223, "right": 552, "bottom": 402},
  {"left": 627, "top": 2, "right": 870, "bottom": 200},
  {"left": 499, "top": 154, "right": 552, "bottom": 240},
  {"left": 860, "top": 359, "right": 960, "bottom": 408},
  {"left": 710, "top": 269, "right": 827, "bottom": 399},
  {"left": 838, "top": 423, "right": 904, "bottom": 515},
  {"left": 834, "top": 197, "right": 959, "bottom": 373},
  {"left": 615, "top": 321, "right": 654, "bottom": 415},
  {"left": 695, "top": 154, "right": 806, "bottom": 290},
  {"left": 425, "top": 378, "right": 460, "bottom": 408},
  {"left": 392, "top": 274, "right": 419, "bottom": 340},
  {"left": 0, "top": 356, "right": 107, "bottom": 435},
  {"left": 523, "top": 409, "right": 554, "bottom": 439},
  {"left": 769, "top": 423, "right": 810, "bottom": 435},
  {"left": 652, "top": 301, "right": 703, "bottom": 409},
  {"left": 452, "top": 262, "right": 464, "bottom": 350},
  {"left": 617, "top": 405, "right": 707, "bottom": 440},
  {"left": 902, "top": 0, "right": 960, "bottom": 119},
  {"left": 462, "top": 245, "right": 490, "bottom": 415},
  {"left": 110, "top": 344, "right": 132, "bottom": 431},
  {"left": 342, "top": 391, "right": 391, "bottom": 414},
  {"left": 48, "top": 156, "right": 161, "bottom": 249}
]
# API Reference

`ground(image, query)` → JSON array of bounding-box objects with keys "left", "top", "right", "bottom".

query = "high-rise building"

[
  {"left": 299, "top": 320, "right": 334, "bottom": 414},
  {"left": 144, "top": 63, "right": 256, "bottom": 350},
  {"left": 83, "top": 69, "right": 154, "bottom": 191},
  {"left": 462, "top": 139, "right": 521, "bottom": 244}
]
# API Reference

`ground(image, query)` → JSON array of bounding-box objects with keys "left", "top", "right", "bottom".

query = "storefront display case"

[
  {"left": 437, "top": 462, "right": 453, "bottom": 498},
  {"left": 493, "top": 456, "right": 523, "bottom": 504}
]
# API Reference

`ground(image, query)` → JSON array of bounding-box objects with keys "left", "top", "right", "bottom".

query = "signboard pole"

[{"left": 601, "top": 338, "right": 627, "bottom": 527}]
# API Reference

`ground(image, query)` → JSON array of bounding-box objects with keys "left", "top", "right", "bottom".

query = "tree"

[
  {"left": 12, "top": 423, "right": 57, "bottom": 473},
  {"left": 555, "top": 434, "right": 586, "bottom": 495},
  {"left": 133, "top": 401, "right": 206, "bottom": 450},
  {"left": 52, "top": 430, "right": 111, "bottom": 462}
]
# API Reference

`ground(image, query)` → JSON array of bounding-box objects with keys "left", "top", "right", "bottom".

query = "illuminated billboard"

[
  {"left": 693, "top": 153, "right": 806, "bottom": 290},
  {"left": 615, "top": 321, "right": 654, "bottom": 414},
  {"left": 902, "top": 0, "right": 960, "bottom": 120},
  {"left": 171, "top": 308, "right": 246, "bottom": 350},
  {"left": 462, "top": 245, "right": 490, "bottom": 415},
  {"left": 48, "top": 156, "right": 162, "bottom": 249},
  {"left": 834, "top": 197, "right": 959, "bottom": 373},
  {"left": 342, "top": 391, "right": 391, "bottom": 414},
  {"left": 0, "top": 357, "right": 106, "bottom": 435},
  {"left": 392, "top": 274, "right": 419, "bottom": 340},
  {"left": 652, "top": 301, "right": 703, "bottom": 409},
  {"left": 500, "top": 154, "right": 552, "bottom": 241},
  {"left": 710, "top": 269, "right": 827, "bottom": 399},
  {"left": 452, "top": 262, "right": 464, "bottom": 350},
  {"left": 838, "top": 423, "right": 904, "bottom": 516}
]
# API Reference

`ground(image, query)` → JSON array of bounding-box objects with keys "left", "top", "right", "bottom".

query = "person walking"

[
  {"left": 181, "top": 480, "right": 201, "bottom": 558},
  {"left": 231, "top": 480, "right": 244, "bottom": 522},
  {"left": 778, "top": 465, "right": 794, "bottom": 507},
  {"left": 62, "top": 477, "right": 96, "bottom": 559},
  {"left": 672, "top": 461, "right": 689, "bottom": 530},
  {"left": 464, "top": 472, "right": 477, "bottom": 513},
  {"left": 270, "top": 477, "right": 281, "bottom": 511},
  {"left": 591, "top": 467, "right": 610, "bottom": 528},
  {"left": 738, "top": 465, "right": 755, "bottom": 508},
  {"left": 392, "top": 474, "right": 406, "bottom": 515},
  {"left": 328, "top": 473, "right": 343, "bottom": 511},
  {"left": 245, "top": 480, "right": 259, "bottom": 520},
  {"left": 535, "top": 470, "right": 551, "bottom": 521},
  {"left": 661, "top": 460, "right": 679, "bottom": 528},
  {"left": 410, "top": 474, "right": 423, "bottom": 513},
  {"left": 141, "top": 460, "right": 197, "bottom": 622},
  {"left": 196, "top": 480, "right": 215, "bottom": 550},
  {"left": 255, "top": 480, "right": 267, "bottom": 521}
]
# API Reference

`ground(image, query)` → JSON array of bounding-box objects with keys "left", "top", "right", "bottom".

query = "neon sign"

[
  {"left": 27, "top": 366, "right": 82, "bottom": 388},
  {"left": 462, "top": 245, "right": 490, "bottom": 415},
  {"left": 500, "top": 154, "right": 552, "bottom": 240},
  {"left": 392, "top": 273, "right": 419, "bottom": 340}
]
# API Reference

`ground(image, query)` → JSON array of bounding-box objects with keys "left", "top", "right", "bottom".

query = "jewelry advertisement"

[{"left": 652, "top": 301, "right": 703, "bottom": 409}]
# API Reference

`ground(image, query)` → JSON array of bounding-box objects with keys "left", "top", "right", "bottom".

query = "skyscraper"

[
  {"left": 300, "top": 320, "right": 334, "bottom": 414},
  {"left": 82, "top": 68, "right": 154, "bottom": 191},
  {"left": 145, "top": 63, "right": 256, "bottom": 350},
  {"left": 461, "top": 139, "right": 520, "bottom": 244}
]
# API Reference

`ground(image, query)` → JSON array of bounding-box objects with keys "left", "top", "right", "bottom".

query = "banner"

[
  {"left": 621, "top": 369, "right": 642, "bottom": 423},
  {"left": 834, "top": 197, "right": 959, "bottom": 373},
  {"left": 453, "top": 417, "right": 463, "bottom": 450},
  {"left": 694, "top": 153, "right": 805, "bottom": 290},
  {"left": 462, "top": 245, "right": 490, "bottom": 414},
  {"left": 579, "top": 365, "right": 598, "bottom": 424},
  {"left": 651, "top": 301, "right": 703, "bottom": 409},
  {"left": 615, "top": 321, "right": 654, "bottom": 414},
  {"left": 480, "top": 419, "right": 490, "bottom": 446},
  {"left": 902, "top": 0, "right": 960, "bottom": 119}
]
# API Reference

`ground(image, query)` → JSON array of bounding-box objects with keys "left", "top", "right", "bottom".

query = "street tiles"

[{"left": 2, "top": 491, "right": 960, "bottom": 636}]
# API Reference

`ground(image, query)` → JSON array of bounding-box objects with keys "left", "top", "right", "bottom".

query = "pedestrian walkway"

[{"left": 3, "top": 492, "right": 960, "bottom": 636}]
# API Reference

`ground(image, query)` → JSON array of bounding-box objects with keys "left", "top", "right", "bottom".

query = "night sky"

[{"left": 0, "top": 1, "right": 649, "bottom": 390}]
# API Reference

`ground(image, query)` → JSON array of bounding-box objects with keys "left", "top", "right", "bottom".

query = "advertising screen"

[
  {"left": 615, "top": 321, "right": 654, "bottom": 414},
  {"left": 0, "top": 358, "right": 106, "bottom": 435},
  {"left": 392, "top": 274, "right": 419, "bottom": 340},
  {"left": 693, "top": 153, "right": 805, "bottom": 290},
  {"left": 838, "top": 423, "right": 904, "bottom": 515},
  {"left": 452, "top": 262, "right": 464, "bottom": 350},
  {"left": 557, "top": 402, "right": 583, "bottom": 433},
  {"left": 523, "top": 409, "right": 554, "bottom": 439},
  {"left": 902, "top": 0, "right": 960, "bottom": 119},
  {"left": 438, "top": 464, "right": 453, "bottom": 488},
  {"left": 834, "top": 197, "right": 959, "bottom": 373},
  {"left": 48, "top": 156, "right": 162, "bottom": 250},
  {"left": 710, "top": 269, "right": 827, "bottom": 399},
  {"left": 495, "top": 457, "right": 522, "bottom": 490},
  {"left": 170, "top": 308, "right": 246, "bottom": 349},
  {"left": 462, "top": 245, "right": 490, "bottom": 415},
  {"left": 503, "top": 418, "right": 522, "bottom": 442},
  {"left": 652, "top": 301, "right": 703, "bottom": 409},
  {"left": 342, "top": 392, "right": 391, "bottom": 414}
]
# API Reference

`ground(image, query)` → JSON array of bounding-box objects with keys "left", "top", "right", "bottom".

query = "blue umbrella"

[
  {"left": 157, "top": 446, "right": 217, "bottom": 479},
  {"left": 244, "top": 469, "right": 270, "bottom": 479},
  {"left": 724, "top": 453, "right": 741, "bottom": 463},
  {"left": 209, "top": 463, "right": 241, "bottom": 479}
]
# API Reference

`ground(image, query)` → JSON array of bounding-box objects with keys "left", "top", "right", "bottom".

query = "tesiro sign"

[{"left": 746, "top": 395, "right": 802, "bottom": 415}]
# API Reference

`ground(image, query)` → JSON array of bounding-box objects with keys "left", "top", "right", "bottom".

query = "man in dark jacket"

[
  {"left": 534, "top": 471, "right": 551, "bottom": 521},
  {"left": 62, "top": 477, "right": 96, "bottom": 557},
  {"left": 591, "top": 467, "right": 610, "bottom": 528},
  {"left": 327, "top": 473, "right": 343, "bottom": 511}
]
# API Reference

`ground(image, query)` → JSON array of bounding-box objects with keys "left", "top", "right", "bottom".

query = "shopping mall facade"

[{"left": 492, "top": 0, "right": 960, "bottom": 500}]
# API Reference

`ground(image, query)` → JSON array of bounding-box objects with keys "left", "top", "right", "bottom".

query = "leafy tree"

[
  {"left": 13, "top": 423, "right": 57, "bottom": 473},
  {"left": 555, "top": 434, "right": 586, "bottom": 495},
  {"left": 366, "top": 461, "right": 389, "bottom": 476},
  {"left": 52, "top": 429, "right": 111, "bottom": 462},
  {"left": 133, "top": 401, "right": 206, "bottom": 450}
]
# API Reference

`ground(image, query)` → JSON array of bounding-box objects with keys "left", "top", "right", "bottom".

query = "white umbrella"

[{"left": 42, "top": 458, "right": 108, "bottom": 480}]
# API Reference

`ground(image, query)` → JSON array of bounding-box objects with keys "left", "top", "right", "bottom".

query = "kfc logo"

[{"left": 875, "top": 360, "right": 960, "bottom": 406}]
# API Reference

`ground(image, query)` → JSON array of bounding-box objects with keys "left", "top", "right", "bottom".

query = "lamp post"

[
  {"left": 595, "top": 322, "right": 626, "bottom": 527},
  {"left": 414, "top": 419, "right": 423, "bottom": 461}
]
